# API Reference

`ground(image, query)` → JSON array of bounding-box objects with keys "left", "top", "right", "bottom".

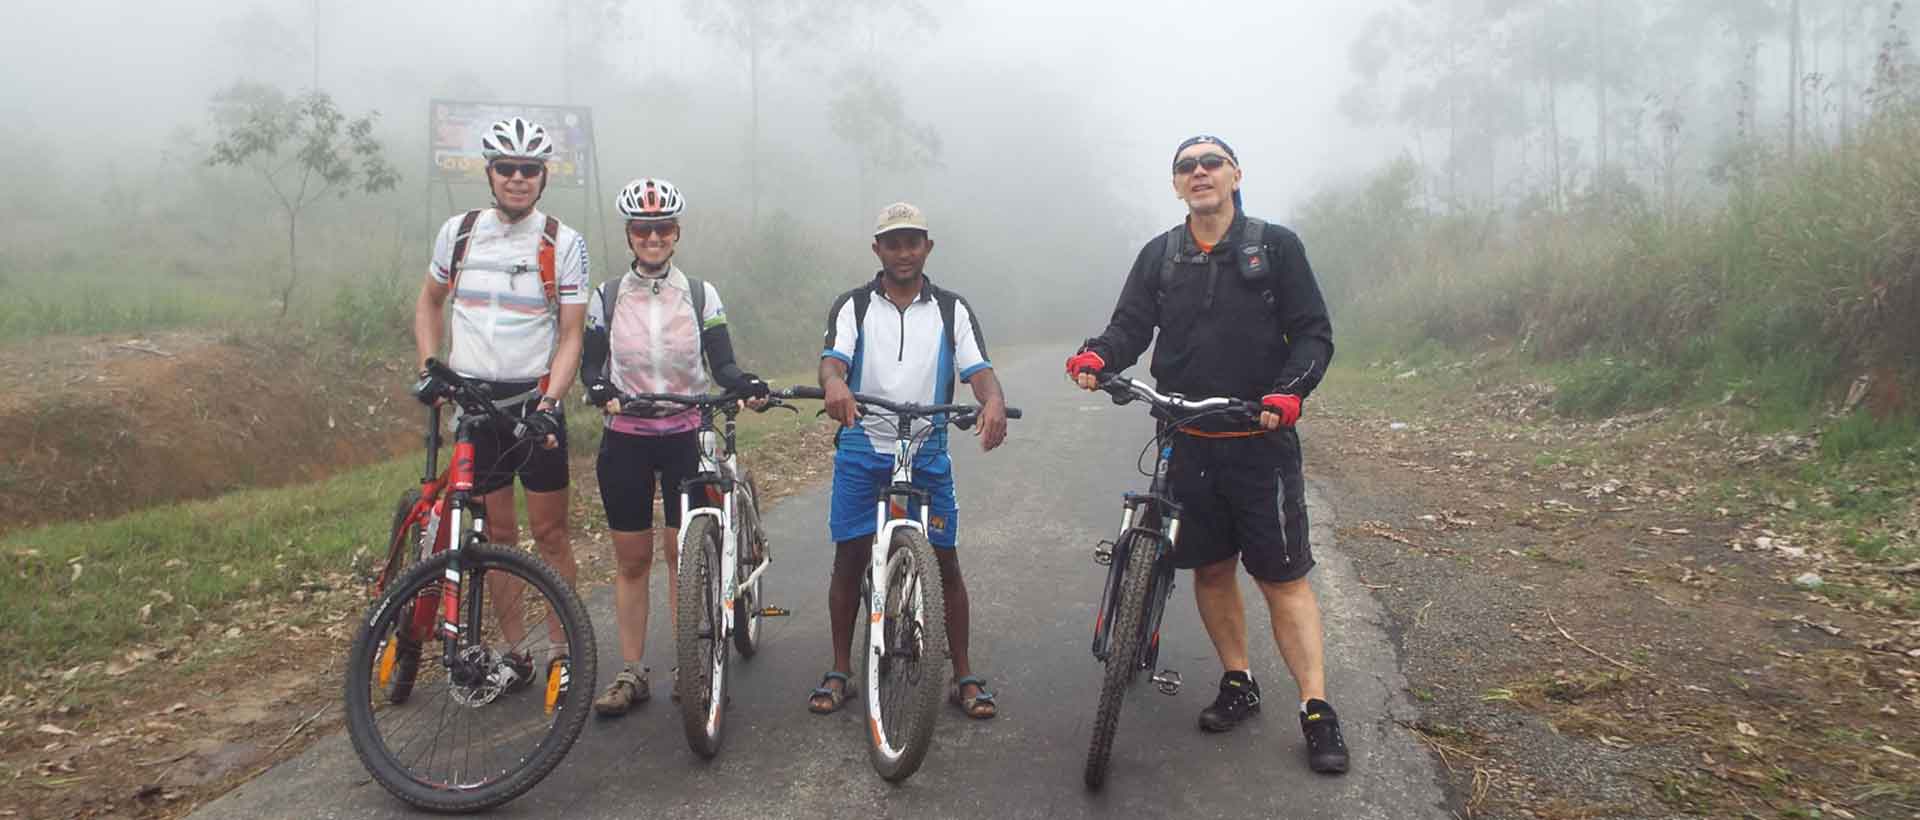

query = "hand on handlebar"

[
  {"left": 522, "top": 407, "right": 563, "bottom": 450},
  {"left": 1065, "top": 350, "right": 1105, "bottom": 391},
  {"left": 1259, "top": 393, "right": 1301, "bottom": 430},
  {"left": 412, "top": 369, "right": 454, "bottom": 407},
  {"left": 823, "top": 379, "right": 861, "bottom": 428},
  {"left": 973, "top": 398, "right": 1008, "bottom": 451}
]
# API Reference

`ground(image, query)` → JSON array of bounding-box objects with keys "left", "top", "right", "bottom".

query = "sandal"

[
  {"left": 949, "top": 675, "right": 998, "bottom": 720},
  {"left": 807, "top": 671, "right": 857, "bottom": 714},
  {"left": 593, "top": 668, "right": 650, "bottom": 717}
]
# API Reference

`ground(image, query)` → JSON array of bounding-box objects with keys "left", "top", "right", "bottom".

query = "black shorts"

[
  {"left": 1165, "top": 429, "right": 1313, "bottom": 583},
  {"left": 466, "top": 380, "right": 569, "bottom": 496},
  {"left": 597, "top": 429, "right": 701, "bottom": 532}
]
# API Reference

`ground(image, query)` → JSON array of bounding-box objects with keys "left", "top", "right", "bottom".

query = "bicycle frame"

[
  {"left": 861, "top": 406, "right": 938, "bottom": 756},
  {"left": 675, "top": 405, "right": 759, "bottom": 664}
]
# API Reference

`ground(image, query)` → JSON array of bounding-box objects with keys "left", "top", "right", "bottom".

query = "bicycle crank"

[{"left": 1152, "top": 669, "right": 1183, "bottom": 695}]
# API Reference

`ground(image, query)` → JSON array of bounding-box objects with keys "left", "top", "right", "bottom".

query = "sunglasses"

[
  {"left": 490, "top": 161, "right": 546, "bottom": 179},
  {"left": 627, "top": 221, "right": 678, "bottom": 238},
  {"left": 1173, "top": 154, "right": 1233, "bottom": 175}
]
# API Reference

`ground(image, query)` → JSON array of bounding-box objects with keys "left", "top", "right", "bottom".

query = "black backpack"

[{"left": 1155, "top": 216, "right": 1283, "bottom": 313}]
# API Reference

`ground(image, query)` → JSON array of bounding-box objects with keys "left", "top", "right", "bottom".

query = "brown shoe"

[{"left": 593, "top": 669, "right": 650, "bottom": 717}]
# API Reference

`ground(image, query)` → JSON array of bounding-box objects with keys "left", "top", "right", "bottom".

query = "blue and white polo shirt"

[{"left": 821, "top": 274, "right": 993, "bottom": 457}]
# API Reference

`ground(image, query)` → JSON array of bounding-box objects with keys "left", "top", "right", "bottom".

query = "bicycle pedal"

[
  {"left": 1093, "top": 540, "right": 1115, "bottom": 566},
  {"left": 1152, "top": 669, "right": 1182, "bottom": 695},
  {"left": 759, "top": 606, "right": 792, "bottom": 617}
]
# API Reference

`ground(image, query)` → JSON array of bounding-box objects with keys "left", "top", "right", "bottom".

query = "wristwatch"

[{"left": 536, "top": 395, "right": 561, "bottom": 412}]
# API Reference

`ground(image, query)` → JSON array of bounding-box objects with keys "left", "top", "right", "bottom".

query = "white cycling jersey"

[{"left": 428, "top": 207, "right": 590, "bottom": 382}]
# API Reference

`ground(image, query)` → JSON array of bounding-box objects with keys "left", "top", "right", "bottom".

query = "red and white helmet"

[
  {"left": 616, "top": 178, "right": 685, "bottom": 221},
  {"left": 480, "top": 117, "right": 555, "bottom": 161}
]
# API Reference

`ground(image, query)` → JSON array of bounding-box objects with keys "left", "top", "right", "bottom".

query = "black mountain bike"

[
  {"left": 1082, "top": 373, "right": 1261, "bottom": 789},
  {"left": 344, "top": 358, "right": 596, "bottom": 813}
]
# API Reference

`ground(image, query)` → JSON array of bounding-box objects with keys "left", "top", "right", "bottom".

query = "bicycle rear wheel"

[
  {"left": 345, "top": 544, "right": 596, "bottom": 813},
  {"left": 676, "top": 515, "right": 729, "bottom": 758},
  {"left": 732, "top": 471, "right": 767, "bottom": 659},
  {"left": 1084, "top": 532, "right": 1156, "bottom": 789},
  {"left": 865, "top": 527, "right": 947, "bottom": 782}
]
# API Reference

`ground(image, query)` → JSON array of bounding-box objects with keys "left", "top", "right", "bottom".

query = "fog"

[{"left": 8, "top": 0, "right": 1904, "bottom": 366}]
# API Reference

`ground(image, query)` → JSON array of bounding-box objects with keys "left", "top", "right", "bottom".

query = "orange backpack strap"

[
  {"left": 446, "top": 209, "right": 483, "bottom": 295},
  {"left": 538, "top": 216, "right": 561, "bottom": 309}
]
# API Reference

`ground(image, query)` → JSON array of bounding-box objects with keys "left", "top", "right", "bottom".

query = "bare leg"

[
  {"left": 1255, "top": 576, "right": 1327, "bottom": 703},
  {"left": 1192, "top": 557, "right": 1250, "bottom": 672},
  {"left": 610, "top": 530, "right": 655, "bottom": 666},
  {"left": 934, "top": 549, "right": 986, "bottom": 707},
  {"left": 482, "top": 485, "right": 530, "bottom": 647},
  {"left": 818, "top": 537, "right": 870, "bottom": 705}
]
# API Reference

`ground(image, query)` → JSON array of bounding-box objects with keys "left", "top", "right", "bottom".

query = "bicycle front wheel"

[
  {"left": 1084, "top": 531, "right": 1157, "bottom": 789},
  {"left": 676, "top": 515, "right": 729, "bottom": 758},
  {"left": 345, "top": 544, "right": 596, "bottom": 813},
  {"left": 865, "top": 527, "right": 948, "bottom": 782}
]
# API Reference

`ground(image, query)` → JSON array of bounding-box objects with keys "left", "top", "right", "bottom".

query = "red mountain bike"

[{"left": 344, "top": 358, "right": 596, "bottom": 813}]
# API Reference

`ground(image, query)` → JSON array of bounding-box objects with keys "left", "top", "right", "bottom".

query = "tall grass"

[{"left": 1305, "top": 106, "right": 1920, "bottom": 423}]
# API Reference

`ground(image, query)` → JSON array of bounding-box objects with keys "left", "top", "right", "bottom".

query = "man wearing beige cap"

[{"left": 809, "top": 202, "right": 1010, "bottom": 720}]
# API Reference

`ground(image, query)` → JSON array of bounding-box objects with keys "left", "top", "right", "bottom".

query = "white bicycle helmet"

[
  {"left": 480, "top": 117, "right": 555, "bottom": 161},
  {"left": 616, "top": 178, "right": 685, "bottom": 221}
]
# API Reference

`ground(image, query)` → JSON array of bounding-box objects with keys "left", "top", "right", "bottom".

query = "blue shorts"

[{"left": 829, "top": 448, "right": 959, "bottom": 548}]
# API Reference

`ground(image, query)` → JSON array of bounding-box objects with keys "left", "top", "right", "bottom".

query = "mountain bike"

[
  {"left": 789, "top": 386, "right": 1021, "bottom": 781},
  {"left": 344, "top": 358, "right": 597, "bottom": 813},
  {"left": 613, "top": 387, "right": 797, "bottom": 758},
  {"left": 1081, "top": 373, "right": 1260, "bottom": 789}
]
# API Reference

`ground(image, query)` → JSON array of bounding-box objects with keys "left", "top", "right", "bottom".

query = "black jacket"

[{"left": 1083, "top": 213, "right": 1334, "bottom": 403}]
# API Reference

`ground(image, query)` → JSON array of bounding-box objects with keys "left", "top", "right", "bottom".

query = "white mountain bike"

[
  {"left": 618, "top": 387, "right": 796, "bottom": 758},
  {"left": 790, "top": 386, "right": 1021, "bottom": 781}
]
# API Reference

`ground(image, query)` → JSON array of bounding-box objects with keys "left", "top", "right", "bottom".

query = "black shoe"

[
  {"left": 1300, "top": 698, "right": 1350, "bottom": 774},
  {"left": 1198, "top": 671, "right": 1261, "bottom": 732}
]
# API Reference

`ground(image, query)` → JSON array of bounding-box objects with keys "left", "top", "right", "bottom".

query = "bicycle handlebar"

[
  {"left": 784, "top": 385, "right": 1022, "bottom": 421},
  {"left": 613, "top": 386, "right": 803, "bottom": 417},
  {"left": 1095, "top": 374, "right": 1261, "bottom": 419}
]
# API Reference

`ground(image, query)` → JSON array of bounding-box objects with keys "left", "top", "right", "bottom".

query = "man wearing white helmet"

[
  {"left": 411, "top": 116, "right": 590, "bottom": 698},
  {"left": 581, "top": 178, "right": 769, "bottom": 715}
]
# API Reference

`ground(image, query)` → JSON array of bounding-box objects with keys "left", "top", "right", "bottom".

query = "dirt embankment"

[{"left": 0, "top": 331, "right": 418, "bottom": 536}]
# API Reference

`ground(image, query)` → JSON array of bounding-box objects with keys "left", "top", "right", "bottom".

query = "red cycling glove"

[
  {"left": 1065, "top": 350, "right": 1106, "bottom": 377},
  {"left": 1261, "top": 393, "right": 1302, "bottom": 426}
]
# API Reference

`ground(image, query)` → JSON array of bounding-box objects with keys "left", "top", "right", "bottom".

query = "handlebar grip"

[
  {"left": 1005, "top": 407, "right": 1023, "bottom": 419},
  {"left": 786, "top": 386, "right": 826, "bottom": 400}
]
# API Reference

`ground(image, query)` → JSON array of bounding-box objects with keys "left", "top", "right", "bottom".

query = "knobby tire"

[
  {"left": 1084, "top": 532, "right": 1156, "bottom": 789},
  {"left": 676, "top": 516, "right": 728, "bottom": 758}
]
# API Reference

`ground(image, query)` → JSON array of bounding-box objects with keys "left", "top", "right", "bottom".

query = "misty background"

[{"left": 4, "top": 0, "right": 1917, "bottom": 405}]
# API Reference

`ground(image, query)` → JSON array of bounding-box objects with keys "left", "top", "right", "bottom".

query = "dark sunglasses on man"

[
  {"left": 490, "top": 161, "right": 546, "bottom": 179},
  {"left": 1173, "top": 154, "right": 1234, "bottom": 175}
]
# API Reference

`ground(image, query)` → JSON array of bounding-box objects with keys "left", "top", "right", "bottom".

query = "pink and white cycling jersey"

[{"left": 586, "top": 265, "right": 726, "bottom": 436}]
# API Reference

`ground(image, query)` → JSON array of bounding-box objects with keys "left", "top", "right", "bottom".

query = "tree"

[
  {"left": 206, "top": 83, "right": 399, "bottom": 316},
  {"left": 684, "top": 0, "right": 844, "bottom": 229},
  {"left": 828, "top": 68, "right": 942, "bottom": 220}
]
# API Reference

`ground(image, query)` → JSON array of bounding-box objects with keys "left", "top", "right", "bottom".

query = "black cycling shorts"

[
  {"left": 1165, "top": 429, "right": 1313, "bottom": 583},
  {"left": 597, "top": 429, "right": 700, "bottom": 532},
  {"left": 466, "top": 379, "right": 569, "bottom": 496}
]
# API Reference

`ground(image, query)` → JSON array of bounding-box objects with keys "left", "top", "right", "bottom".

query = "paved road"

[{"left": 195, "top": 351, "right": 1446, "bottom": 819}]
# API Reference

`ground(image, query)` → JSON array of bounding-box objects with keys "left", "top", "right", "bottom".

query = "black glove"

[
  {"left": 737, "top": 372, "right": 771, "bottom": 399},
  {"left": 521, "top": 407, "right": 562, "bottom": 440},
  {"left": 412, "top": 369, "right": 453, "bottom": 406},
  {"left": 585, "top": 380, "right": 618, "bottom": 408}
]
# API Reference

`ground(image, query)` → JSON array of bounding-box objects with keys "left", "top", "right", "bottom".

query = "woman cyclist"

[{"left": 581, "top": 178, "right": 768, "bottom": 715}]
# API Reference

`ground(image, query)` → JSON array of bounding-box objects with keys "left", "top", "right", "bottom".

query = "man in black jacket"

[{"left": 1066, "top": 135, "right": 1347, "bottom": 774}]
